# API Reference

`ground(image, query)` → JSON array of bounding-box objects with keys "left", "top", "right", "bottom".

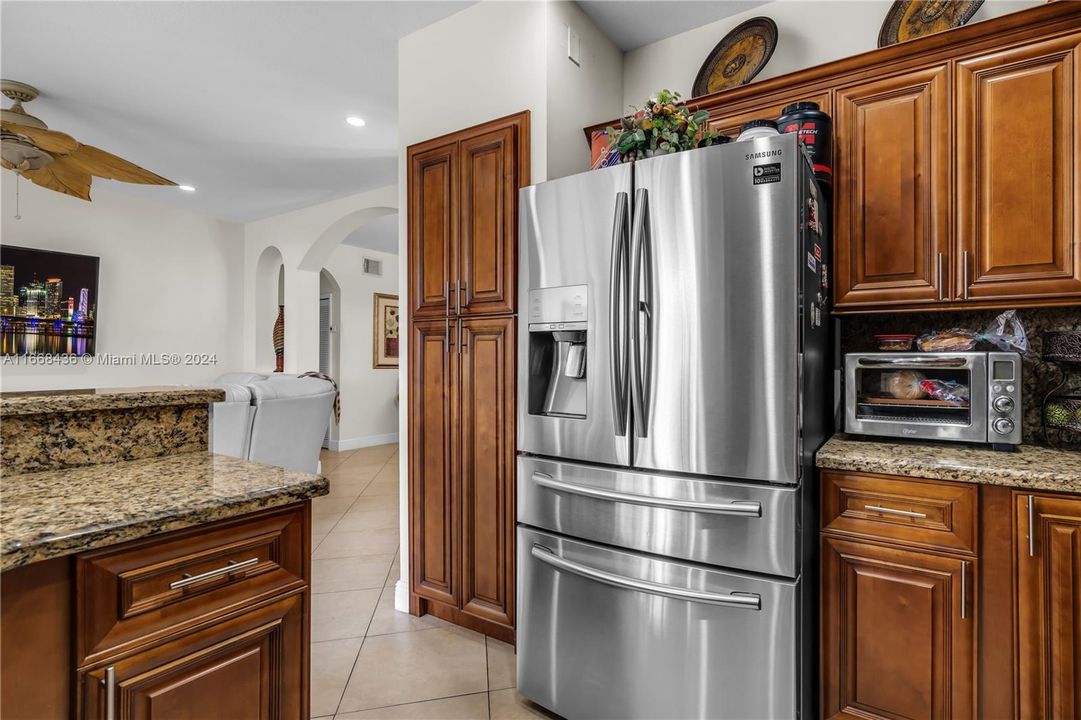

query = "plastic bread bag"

[
  {"left": 916, "top": 310, "right": 1029, "bottom": 355},
  {"left": 919, "top": 379, "right": 970, "bottom": 406},
  {"left": 886, "top": 370, "right": 926, "bottom": 399},
  {"left": 977, "top": 309, "right": 1030, "bottom": 356}
]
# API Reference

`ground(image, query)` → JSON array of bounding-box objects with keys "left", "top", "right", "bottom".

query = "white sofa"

[{"left": 210, "top": 373, "right": 335, "bottom": 474}]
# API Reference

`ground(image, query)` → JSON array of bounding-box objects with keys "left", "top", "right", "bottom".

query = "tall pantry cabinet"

[{"left": 407, "top": 111, "right": 529, "bottom": 643}]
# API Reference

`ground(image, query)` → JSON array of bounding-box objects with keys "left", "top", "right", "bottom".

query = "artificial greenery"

[{"left": 607, "top": 89, "right": 719, "bottom": 162}]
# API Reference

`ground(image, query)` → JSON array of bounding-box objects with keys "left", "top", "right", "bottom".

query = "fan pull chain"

[{"left": 14, "top": 173, "right": 21, "bottom": 220}]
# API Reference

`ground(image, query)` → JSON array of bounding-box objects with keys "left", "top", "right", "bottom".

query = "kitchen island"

[
  {"left": 816, "top": 434, "right": 1081, "bottom": 719},
  {"left": 0, "top": 387, "right": 328, "bottom": 719}
]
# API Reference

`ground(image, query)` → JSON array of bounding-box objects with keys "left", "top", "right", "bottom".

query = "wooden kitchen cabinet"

[
  {"left": 707, "top": 91, "right": 831, "bottom": 139},
  {"left": 408, "top": 112, "right": 528, "bottom": 320},
  {"left": 81, "top": 593, "right": 305, "bottom": 719},
  {"left": 409, "top": 318, "right": 459, "bottom": 608},
  {"left": 407, "top": 113, "right": 528, "bottom": 643},
  {"left": 458, "top": 316, "right": 516, "bottom": 629},
  {"left": 955, "top": 34, "right": 1081, "bottom": 303},
  {"left": 408, "top": 141, "right": 457, "bottom": 320},
  {"left": 821, "top": 534, "right": 975, "bottom": 719},
  {"left": 834, "top": 66, "right": 951, "bottom": 309},
  {"left": 1016, "top": 493, "right": 1081, "bottom": 719}
]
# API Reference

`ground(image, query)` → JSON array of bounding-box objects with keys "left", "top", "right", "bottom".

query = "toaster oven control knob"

[
  {"left": 992, "top": 396, "right": 1015, "bottom": 414},
  {"left": 993, "top": 417, "right": 1016, "bottom": 435}
]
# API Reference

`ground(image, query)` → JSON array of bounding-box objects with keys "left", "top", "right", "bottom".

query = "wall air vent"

[{"left": 363, "top": 258, "right": 383, "bottom": 276}]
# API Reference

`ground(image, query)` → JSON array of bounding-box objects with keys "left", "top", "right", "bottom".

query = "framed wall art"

[{"left": 373, "top": 292, "right": 399, "bottom": 368}]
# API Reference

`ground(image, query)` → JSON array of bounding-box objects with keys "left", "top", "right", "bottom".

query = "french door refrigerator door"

[
  {"left": 518, "top": 527, "right": 799, "bottom": 720},
  {"left": 518, "top": 162, "right": 634, "bottom": 466},
  {"left": 630, "top": 136, "right": 803, "bottom": 484}
]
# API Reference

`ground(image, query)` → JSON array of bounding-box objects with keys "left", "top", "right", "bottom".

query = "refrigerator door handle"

[
  {"left": 532, "top": 471, "right": 762, "bottom": 516},
  {"left": 530, "top": 544, "right": 761, "bottom": 610},
  {"left": 630, "top": 188, "right": 653, "bottom": 438},
  {"left": 609, "top": 192, "right": 630, "bottom": 437}
]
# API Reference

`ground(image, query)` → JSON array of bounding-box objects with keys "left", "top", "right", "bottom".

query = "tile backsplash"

[{"left": 840, "top": 307, "right": 1081, "bottom": 449}]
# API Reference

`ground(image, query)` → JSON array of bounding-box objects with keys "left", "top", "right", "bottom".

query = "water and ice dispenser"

[{"left": 526, "top": 286, "right": 588, "bottom": 419}]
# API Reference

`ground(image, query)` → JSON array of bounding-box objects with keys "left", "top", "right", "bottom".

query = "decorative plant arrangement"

[{"left": 607, "top": 89, "right": 720, "bottom": 163}]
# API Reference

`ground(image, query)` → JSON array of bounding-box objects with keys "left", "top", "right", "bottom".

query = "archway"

[
  {"left": 254, "top": 245, "right": 284, "bottom": 372},
  {"left": 298, "top": 206, "right": 397, "bottom": 273}
]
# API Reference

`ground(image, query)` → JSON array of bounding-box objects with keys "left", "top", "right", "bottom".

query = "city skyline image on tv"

[{"left": 0, "top": 245, "right": 99, "bottom": 356}]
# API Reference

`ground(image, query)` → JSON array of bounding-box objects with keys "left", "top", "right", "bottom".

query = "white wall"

[
  {"left": 622, "top": 0, "right": 1043, "bottom": 110},
  {"left": 546, "top": 0, "right": 624, "bottom": 179},
  {"left": 0, "top": 174, "right": 244, "bottom": 391},
  {"left": 322, "top": 245, "right": 400, "bottom": 449}
]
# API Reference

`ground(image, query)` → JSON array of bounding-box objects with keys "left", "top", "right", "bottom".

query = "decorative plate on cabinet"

[
  {"left": 691, "top": 17, "right": 778, "bottom": 97},
  {"left": 878, "top": 0, "right": 985, "bottom": 47}
]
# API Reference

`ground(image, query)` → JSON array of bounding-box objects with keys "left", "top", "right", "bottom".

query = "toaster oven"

[{"left": 844, "top": 351, "right": 1022, "bottom": 449}]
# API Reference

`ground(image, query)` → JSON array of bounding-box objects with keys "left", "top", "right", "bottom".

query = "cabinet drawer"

[
  {"left": 77, "top": 503, "right": 308, "bottom": 667},
  {"left": 821, "top": 471, "right": 977, "bottom": 554}
]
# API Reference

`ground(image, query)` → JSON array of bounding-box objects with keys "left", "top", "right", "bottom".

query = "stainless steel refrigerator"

[{"left": 516, "top": 133, "right": 832, "bottom": 720}]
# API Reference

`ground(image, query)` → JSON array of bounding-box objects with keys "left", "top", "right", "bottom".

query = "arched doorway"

[{"left": 254, "top": 245, "right": 285, "bottom": 372}]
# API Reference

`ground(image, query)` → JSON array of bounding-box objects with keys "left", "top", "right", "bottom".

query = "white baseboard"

[
  {"left": 329, "top": 432, "right": 399, "bottom": 452},
  {"left": 394, "top": 579, "right": 410, "bottom": 613}
]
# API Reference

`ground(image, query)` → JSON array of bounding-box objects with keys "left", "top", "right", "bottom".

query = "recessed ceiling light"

[
  {"left": 345, "top": 116, "right": 366, "bottom": 127},
  {"left": 178, "top": 185, "right": 196, "bottom": 192}
]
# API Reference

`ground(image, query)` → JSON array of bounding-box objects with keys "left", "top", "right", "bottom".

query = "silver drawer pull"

[
  {"left": 532, "top": 472, "right": 761, "bottom": 517},
  {"left": 531, "top": 545, "right": 761, "bottom": 610},
  {"left": 864, "top": 504, "right": 927, "bottom": 519},
  {"left": 169, "top": 557, "right": 259, "bottom": 590},
  {"left": 104, "top": 666, "right": 116, "bottom": 720}
]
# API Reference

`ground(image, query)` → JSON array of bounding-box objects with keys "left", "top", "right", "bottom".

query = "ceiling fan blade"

[
  {"left": 1, "top": 120, "right": 79, "bottom": 155},
  {"left": 1, "top": 158, "right": 14, "bottom": 171},
  {"left": 22, "top": 157, "right": 92, "bottom": 201},
  {"left": 65, "top": 144, "right": 175, "bottom": 185}
]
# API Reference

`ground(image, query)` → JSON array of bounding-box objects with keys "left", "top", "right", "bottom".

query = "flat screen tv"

[{"left": 0, "top": 245, "right": 100, "bottom": 356}]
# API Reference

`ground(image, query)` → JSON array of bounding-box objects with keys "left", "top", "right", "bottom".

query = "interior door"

[
  {"left": 956, "top": 34, "right": 1081, "bottom": 302},
  {"left": 459, "top": 316, "right": 515, "bottom": 629},
  {"left": 517, "top": 161, "right": 634, "bottom": 467},
  {"left": 630, "top": 138, "right": 801, "bottom": 483}
]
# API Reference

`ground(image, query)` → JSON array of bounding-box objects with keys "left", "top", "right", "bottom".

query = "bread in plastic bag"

[
  {"left": 919, "top": 379, "right": 970, "bottom": 405},
  {"left": 886, "top": 370, "right": 926, "bottom": 399},
  {"left": 916, "top": 310, "right": 1029, "bottom": 355}
]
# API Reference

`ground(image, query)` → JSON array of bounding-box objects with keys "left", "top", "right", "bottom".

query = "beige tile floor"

[{"left": 311, "top": 445, "right": 557, "bottom": 720}]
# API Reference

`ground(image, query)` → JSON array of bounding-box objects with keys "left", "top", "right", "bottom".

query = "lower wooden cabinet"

[
  {"left": 821, "top": 536, "right": 975, "bottom": 719},
  {"left": 1016, "top": 493, "right": 1081, "bottom": 719},
  {"left": 81, "top": 593, "right": 306, "bottom": 719},
  {"left": 823, "top": 471, "right": 1081, "bottom": 720},
  {"left": 409, "top": 315, "right": 516, "bottom": 642}
]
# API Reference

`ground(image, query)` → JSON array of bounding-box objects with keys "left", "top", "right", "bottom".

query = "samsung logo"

[{"left": 745, "top": 149, "right": 782, "bottom": 160}]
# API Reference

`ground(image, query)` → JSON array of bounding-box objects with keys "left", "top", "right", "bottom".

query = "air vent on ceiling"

[{"left": 363, "top": 258, "right": 383, "bottom": 276}]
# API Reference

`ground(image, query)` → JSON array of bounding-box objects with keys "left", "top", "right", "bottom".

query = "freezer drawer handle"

[
  {"left": 532, "top": 472, "right": 761, "bottom": 516},
  {"left": 531, "top": 545, "right": 761, "bottom": 610}
]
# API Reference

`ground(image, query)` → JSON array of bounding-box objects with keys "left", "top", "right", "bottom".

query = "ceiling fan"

[{"left": 1, "top": 79, "right": 175, "bottom": 200}]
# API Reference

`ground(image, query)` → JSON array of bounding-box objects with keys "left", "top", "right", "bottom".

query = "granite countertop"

[
  {"left": 817, "top": 434, "right": 1081, "bottom": 493},
  {"left": 1, "top": 452, "right": 328, "bottom": 571},
  {"left": 0, "top": 386, "right": 226, "bottom": 417}
]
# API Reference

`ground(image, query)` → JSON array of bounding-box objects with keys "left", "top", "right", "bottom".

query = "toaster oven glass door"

[{"left": 854, "top": 363, "right": 973, "bottom": 425}]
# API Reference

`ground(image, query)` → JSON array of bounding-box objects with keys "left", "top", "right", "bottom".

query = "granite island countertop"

[
  {"left": 817, "top": 434, "right": 1081, "bottom": 494},
  {"left": 0, "top": 385, "right": 225, "bottom": 416},
  {"left": 1, "top": 452, "right": 328, "bottom": 571}
]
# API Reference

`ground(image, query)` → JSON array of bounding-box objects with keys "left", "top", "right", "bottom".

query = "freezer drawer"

[
  {"left": 517, "top": 527, "right": 799, "bottom": 720},
  {"left": 518, "top": 456, "right": 798, "bottom": 577}
]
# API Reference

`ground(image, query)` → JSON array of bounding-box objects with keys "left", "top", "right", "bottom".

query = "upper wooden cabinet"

[
  {"left": 1016, "top": 493, "right": 1081, "bottom": 719},
  {"left": 408, "top": 112, "right": 529, "bottom": 320},
  {"left": 708, "top": 91, "right": 831, "bottom": 138},
  {"left": 956, "top": 34, "right": 1081, "bottom": 303},
  {"left": 408, "top": 142, "right": 457, "bottom": 320},
  {"left": 834, "top": 66, "right": 951, "bottom": 309}
]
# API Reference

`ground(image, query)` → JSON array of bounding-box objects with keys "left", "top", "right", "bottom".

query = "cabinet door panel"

[
  {"left": 1017, "top": 494, "right": 1081, "bottom": 719},
  {"left": 458, "top": 316, "right": 515, "bottom": 629},
  {"left": 409, "top": 319, "right": 458, "bottom": 606},
  {"left": 834, "top": 66, "right": 950, "bottom": 309},
  {"left": 82, "top": 593, "right": 305, "bottom": 720},
  {"left": 408, "top": 141, "right": 456, "bottom": 319},
  {"left": 957, "top": 35, "right": 1081, "bottom": 301},
  {"left": 459, "top": 126, "right": 519, "bottom": 316},
  {"left": 822, "top": 536, "right": 974, "bottom": 719}
]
